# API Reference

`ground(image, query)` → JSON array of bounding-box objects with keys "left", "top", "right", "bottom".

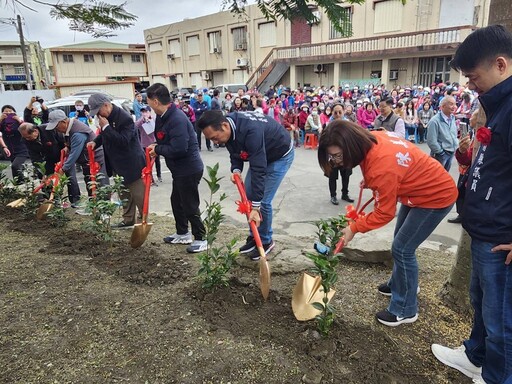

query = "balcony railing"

[{"left": 247, "top": 25, "right": 474, "bottom": 89}]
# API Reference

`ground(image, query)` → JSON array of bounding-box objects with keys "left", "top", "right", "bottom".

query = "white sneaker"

[
  {"left": 75, "top": 209, "right": 92, "bottom": 216},
  {"left": 431, "top": 344, "right": 482, "bottom": 379},
  {"left": 163, "top": 232, "right": 193, "bottom": 244},
  {"left": 186, "top": 240, "right": 208, "bottom": 253},
  {"left": 472, "top": 376, "right": 486, "bottom": 383}
]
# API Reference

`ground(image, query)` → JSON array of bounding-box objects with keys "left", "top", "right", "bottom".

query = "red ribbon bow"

[{"left": 236, "top": 200, "right": 252, "bottom": 215}]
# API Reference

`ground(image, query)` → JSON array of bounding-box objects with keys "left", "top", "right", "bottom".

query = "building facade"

[
  {"left": 0, "top": 41, "right": 50, "bottom": 91},
  {"left": 48, "top": 41, "right": 149, "bottom": 99},
  {"left": 144, "top": 0, "right": 491, "bottom": 91}
]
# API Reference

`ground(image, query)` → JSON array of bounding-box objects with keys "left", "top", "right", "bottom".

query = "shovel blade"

[
  {"left": 7, "top": 198, "right": 26, "bottom": 208},
  {"left": 130, "top": 222, "right": 153, "bottom": 248},
  {"left": 259, "top": 255, "right": 271, "bottom": 301},
  {"left": 36, "top": 202, "right": 53, "bottom": 220},
  {"left": 292, "top": 273, "right": 336, "bottom": 321}
]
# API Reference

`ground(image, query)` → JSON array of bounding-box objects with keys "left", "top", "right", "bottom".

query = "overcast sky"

[{"left": 0, "top": 0, "right": 234, "bottom": 48}]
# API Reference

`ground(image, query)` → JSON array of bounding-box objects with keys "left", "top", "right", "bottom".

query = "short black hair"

[
  {"left": 1, "top": 105, "right": 16, "bottom": 112},
  {"left": 379, "top": 98, "right": 394, "bottom": 107},
  {"left": 213, "top": 89, "right": 220, "bottom": 97},
  {"left": 197, "top": 110, "right": 227, "bottom": 131},
  {"left": 451, "top": 24, "right": 512, "bottom": 72},
  {"left": 146, "top": 83, "right": 171, "bottom": 105}
]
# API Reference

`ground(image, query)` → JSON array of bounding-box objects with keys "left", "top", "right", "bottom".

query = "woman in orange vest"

[{"left": 318, "top": 120, "right": 457, "bottom": 327}]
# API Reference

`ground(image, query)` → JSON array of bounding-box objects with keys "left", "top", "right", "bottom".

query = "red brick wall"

[{"left": 291, "top": 18, "right": 311, "bottom": 46}]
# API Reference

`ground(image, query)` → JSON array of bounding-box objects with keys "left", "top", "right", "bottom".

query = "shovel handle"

[
  {"left": 87, "top": 145, "right": 99, "bottom": 197},
  {"left": 233, "top": 173, "right": 264, "bottom": 249},
  {"left": 141, "top": 148, "right": 155, "bottom": 221}
]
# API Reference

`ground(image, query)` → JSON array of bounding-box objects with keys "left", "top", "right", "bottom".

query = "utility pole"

[{"left": 17, "top": 15, "right": 32, "bottom": 90}]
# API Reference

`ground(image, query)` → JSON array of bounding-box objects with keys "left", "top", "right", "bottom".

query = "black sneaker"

[
  {"left": 330, "top": 196, "right": 339, "bottom": 205},
  {"left": 376, "top": 309, "right": 418, "bottom": 327},
  {"left": 111, "top": 221, "right": 134, "bottom": 230},
  {"left": 378, "top": 282, "right": 421, "bottom": 297},
  {"left": 247, "top": 241, "right": 275, "bottom": 261},
  {"left": 239, "top": 236, "right": 256, "bottom": 254},
  {"left": 341, "top": 194, "right": 355, "bottom": 203}
]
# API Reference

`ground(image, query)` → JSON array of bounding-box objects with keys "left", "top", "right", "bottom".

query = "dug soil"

[{"left": 0, "top": 206, "right": 472, "bottom": 384}]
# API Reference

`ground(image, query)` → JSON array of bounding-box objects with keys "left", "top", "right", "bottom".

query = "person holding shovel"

[
  {"left": 318, "top": 120, "right": 457, "bottom": 326},
  {"left": 197, "top": 110, "right": 294, "bottom": 261},
  {"left": 86, "top": 93, "right": 146, "bottom": 229},
  {"left": 145, "top": 83, "right": 207, "bottom": 254}
]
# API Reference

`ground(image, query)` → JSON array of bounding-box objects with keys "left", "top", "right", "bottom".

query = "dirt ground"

[{"left": 0, "top": 205, "right": 473, "bottom": 384}]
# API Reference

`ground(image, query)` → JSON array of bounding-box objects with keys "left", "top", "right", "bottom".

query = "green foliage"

[
  {"left": 45, "top": 174, "right": 70, "bottom": 227},
  {"left": 197, "top": 164, "right": 239, "bottom": 291},
  {"left": 18, "top": 0, "right": 137, "bottom": 38},
  {"left": 0, "top": 163, "right": 18, "bottom": 204},
  {"left": 306, "top": 215, "right": 348, "bottom": 337},
  {"left": 82, "top": 175, "right": 126, "bottom": 243},
  {"left": 223, "top": 0, "right": 406, "bottom": 35},
  {"left": 19, "top": 163, "right": 42, "bottom": 218}
]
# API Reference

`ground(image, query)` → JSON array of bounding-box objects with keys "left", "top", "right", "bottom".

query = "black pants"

[
  {"left": 170, "top": 171, "right": 205, "bottom": 240},
  {"left": 64, "top": 166, "right": 82, "bottom": 204},
  {"left": 155, "top": 155, "right": 161, "bottom": 178},
  {"left": 10, "top": 155, "right": 29, "bottom": 183},
  {"left": 329, "top": 167, "right": 352, "bottom": 197},
  {"left": 195, "top": 122, "right": 211, "bottom": 150}
]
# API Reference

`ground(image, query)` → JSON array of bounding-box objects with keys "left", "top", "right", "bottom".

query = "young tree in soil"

[
  {"left": 306, "top": 215, "right": 347, "bottom": 336},
  {"left": 45, "top": 173, "right": 70, "bottom": 227},
  {"left": 198, "top": 164, "right": 238, "bottom": 291}
]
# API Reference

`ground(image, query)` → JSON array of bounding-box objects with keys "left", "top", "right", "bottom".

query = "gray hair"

[{"left": 18, "top": 122, "right": 36, "bottom": 134}]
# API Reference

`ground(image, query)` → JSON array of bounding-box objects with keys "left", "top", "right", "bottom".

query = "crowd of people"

[{"left": 1, "top": 23, "right": 511, "bottom": 384}]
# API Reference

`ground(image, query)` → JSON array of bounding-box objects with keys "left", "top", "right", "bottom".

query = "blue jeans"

[
  {"left": 244, "top": 148, "right": 294, "bottom": 244},
  {"left": 464, "top": 239, "right": 512, "bottom": 384},
  {"left": 433, "top": 151, "right": 454, "bottom": 172},
  {"left": 388, "top": 204, "right": 453, "bottom": 317}
]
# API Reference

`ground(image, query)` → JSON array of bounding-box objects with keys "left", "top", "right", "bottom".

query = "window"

[
  {"left": 83, "top": 54, "right": 94, "bottom": 63},
  {"left": 168, "top": 39, "right": 181, "bottom": 58},
  {"left": 131, "top": 54, "right": 142, "bottom": 63},
  {"left": 187, "top": 35, "right": 200, "bottom": 56},
  {"left": 149, "top": 42, "right": 162, "bottom": 52},
  {"left": 113, "top": 54, "right": 123, "bottom": 63},
  {"left": 208, "top": 31, "right": 222, "bottom": 53},
  {"left": 374, "top": 0, "right": 403, "bottom": 34},
  {"left": 418, "top": 56, "right": 452, "bottom": 86},
  {"left": 259, "top": 22, "right": 276, "bottom": 48},
  {"left": 14, "top": 65, "right": 25, "bottom": 74},
  {"left": 63, "top": 54, "right": 74, "bottom": 63},
  {"left": 233, "top": 27, "right": 247, "bottom": 50},
  {"left": 329, "top": 8, "right": 353, "bottom": 39}
]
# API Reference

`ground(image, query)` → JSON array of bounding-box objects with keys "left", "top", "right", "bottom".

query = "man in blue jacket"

[
  {"left": 431, "top": 25, "right": 512, "bottom": 384},
  {"left": 145, "top": 83, "right": 207, "bottom": 253},
  {"left": 197, "top": 110, "right": 294, "bottom": 261},
  {"left": 87, "top": 93, "right": 146, "bottom": 228}
]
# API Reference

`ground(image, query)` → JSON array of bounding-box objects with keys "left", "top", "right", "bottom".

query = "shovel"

[
  {"left": 36, "top": 149, "right": 68, "bottom": 220},
  {"left": 292, "top": 186, "right": 374, "bottom": 321},
  {"left": 7, "top": 179, "right": 48, "bottom": 208},
  {"left": 87, "top": 145, "right": 99, "bottom": 198},
  {"left": 130, "top": 148, "right": 155, "bottom": 248},
  {"left": 233, "top": 173, "right": 271, "bottom": 301}
]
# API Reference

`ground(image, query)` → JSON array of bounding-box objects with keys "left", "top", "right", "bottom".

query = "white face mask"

[
  {"left": 75, "top": 106, "right": 84, "bottom": 111},
  {"left": 183, "top": 107, "right": 189, "bottom": 112},
  {"left": 312, "top": 111, "right": 318, "bottom": 116}
]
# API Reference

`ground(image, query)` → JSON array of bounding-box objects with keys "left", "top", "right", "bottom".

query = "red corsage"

[
  {"left": 45, "top": 141, "right": 53, "bottom": 147},
  {"left": 476, "top": 126, "right": 492, "bottom": 146},
  {"left": 240, "top": 151, "right": 249, "bottom": 160},
  {"left": 156, "top": 131, "right": 165, "bottom": 141}
]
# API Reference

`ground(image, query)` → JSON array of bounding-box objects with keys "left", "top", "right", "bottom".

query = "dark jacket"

[
  {"left": 22, "top": 124, "right": 64, "bottom": 175},
  {"left": 0, "top": 117, "right": 29, "bottom": 158},
  {"left": 93, "top": 104, "right": 145, "bottom": 185},
  {"left": 374, "top": 112, "right": 400, "bottom": 132},
  {"left": 462, "top": 75, "right": 512, "bottom": 243},
  {"left": 23, "top": 107, "right": 49, "bottom": 125},
  {"left": 154, "top": 103, "right": 203, "bottom": 177},
  {"left": 63, "top": 119, "right": 105, "bottom": 173},
  {"left": 226, "top": 111, "right": 292, "bottom": 202}
]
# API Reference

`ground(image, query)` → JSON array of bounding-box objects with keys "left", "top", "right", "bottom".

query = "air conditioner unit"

[
  {"left": 213, "top": 47, "right": 221, "bottom": 54},
  {"left": 314, "top": 64, "right": 325, "bottom": 73},
  {"left": 389, "top": 70, "right": 399, "bottom": 80},
  {"left": 167, "top": 53, "right": 175, "bottom": 60},
  {"left": 235, "top": 43, "right": 247, "bottom": 50},
  {"left": 236, "top": 57, "right": 248, "bottom": 67},
  {"left": 203, "top": 72, "right": 210, "bottom": 80}
]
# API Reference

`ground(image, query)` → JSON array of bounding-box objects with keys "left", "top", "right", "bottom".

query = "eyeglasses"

[{"left": 328, "top": 151, "right": 343, "bottom": 164}]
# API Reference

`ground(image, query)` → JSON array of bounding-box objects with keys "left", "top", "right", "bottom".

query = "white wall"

[{"left": 0, "top": 89, "right": 56, "bottom": 116}]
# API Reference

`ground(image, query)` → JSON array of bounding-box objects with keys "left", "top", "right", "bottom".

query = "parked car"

[
  {"left": 171, "top": 87, "right": 194, "bottom": 101},
  {"left": 46, "top": 92, "right": 133, "bottom": 117}
]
